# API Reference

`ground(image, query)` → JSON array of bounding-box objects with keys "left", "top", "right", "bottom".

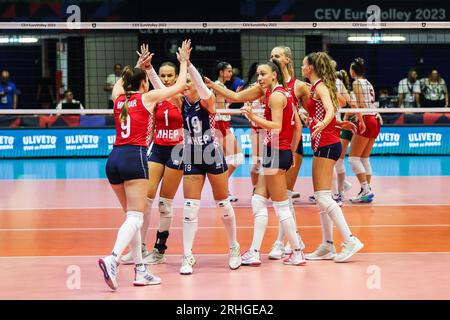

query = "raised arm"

[
  {"left": 204, "top": 77, "right": 264, "bottom": 103},
  {"left": 142, "top": 40, "right": 191, "bottom": 109},
  {"left": 136, "top": 44, "right": 166, "bottom": 90},
  {"left": 188, "top": 62, "right": 215, "bottom": 113}
]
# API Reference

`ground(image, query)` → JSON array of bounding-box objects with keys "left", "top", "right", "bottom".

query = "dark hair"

[
  {"left": 350, "top": 57, "right": 365, "bottom": 76},
  {"left": 245, "top": 62, "right": 258, "bottom": 87},
  {"left": 160, "top": 61, "right": 178, "bottom": 75},
  {"left": 120, "top": 66, "right": 147, "bottom": 123},
  {"left": 114, "top": 63, "right": 122, "bottom": 69},
  {"left": 215, "top": 61, "right": 232, "bottom": 79},
  {"left": 258, "top": 59, "right": 285, "bottom": 87},
  {"left": 63, "top": 89, "right": 73, "bottom": 97}
]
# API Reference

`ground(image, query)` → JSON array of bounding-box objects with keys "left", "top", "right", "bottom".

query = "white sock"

[
  {"left": 315, "top": 191, "right": 352, "bottom": 241},
  {"left": 112, "top": 211, "right": 143, "bottom": 263},
  {"left": 183, "top": 199, "right": 200, "bottom": 257},
  {"left": 250, "top": 194, "right": 268, "bottom": 251},
  {"left": 319, "top": 209, "right": 334, "bottom": 245},
  {"left": 158, "top": 197, "right": 173, "bottom": 232},
  {"left": 361, "top": 181, "right": 370, "bottom": 193},
  {"left": 141, "top": 198, "right": 153, "bottom": 244},
  {"left": 216, "top": 199, "right": 238, "bottom": 248},
  {"left": 273, "top": 200, "right": 300, "bottom": 250}
]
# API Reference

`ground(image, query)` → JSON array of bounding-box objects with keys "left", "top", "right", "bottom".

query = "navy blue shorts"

[
  {"left": 148, "top": 143, "right": 183, "bottom": 170},
  {"left": 262, "top": 146, "right": 293, "bottom": 171},
  {"left": 106, "top": 145, "right": 148, "bottom": 184},
  {"left": 183, "top": 145, "right": 228, "bottom": 175},
  {"left": 313, "top": 142, "right": 342, "bottom": 161},
  {"left": 296, "top": 137, "right": 304, "bottom": 155}
]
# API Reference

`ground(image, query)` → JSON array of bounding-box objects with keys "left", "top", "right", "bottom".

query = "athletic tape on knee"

[
  {"left": 216, "top": 198, "right": 235, "bottom": 220},
  {"left": 361, "top": 157, "right": 372, "bottom": 175},
  {"left": 348, "top": 156, "right": 365, "bottom": 175},
  {"left": 273, "top": 200, "right": 293, "bottom": 222},
  {"left": 183, "top": 199, "right": 200, "bottom": 223},
  {"left": 251, "top": 194, "right": 268, "bottom": 218},
  {"left": 335, "top": 158, "right": 345, "bottom": 174},
  {"left": 314, "top": 191, "right": 339, "bottom": 215},
  {"left": 126, "top": 211, "right": 144, "bottom": 229}
]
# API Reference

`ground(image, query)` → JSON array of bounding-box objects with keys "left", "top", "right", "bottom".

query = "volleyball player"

[
  {"left": 240, "top": 59, "right": 306, "bottom": 266},
  {"left": 98, "top": 40, "right": 190, "bottom": 290},
  {"left": 179, "top": 55, "right": 241, "bottom": 275},
  {"left": 120, "top": 47, "right": 184, "bottom": 266},
  {"left": 213, "top": 61, "right": 244, "bottom": 202},
  {"left": 348, "top": 58, "right": 380, "bottom": 203},
  {"left": 300, "top": 52, "right": 364, "bottom": 262},
  {"left": 204, "top": 46, "right": 309, "bottom": 260}
]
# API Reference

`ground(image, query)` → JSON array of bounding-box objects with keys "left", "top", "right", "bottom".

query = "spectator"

[
  {"left": 231, "top": 67, "right": 245, "bottom": 92},
  {"left": 398, "top": 68, "right": 421, "bottom": 108},
  {"left": 0, "top": 70, "right": 18, "bottom": 109},
  {"left": 420, "top": 68, "right": 448, "bottom": 107},
  {"left": 104, "top": 63, "right": 122, "bottom": 109},
  {"left": 36, "top": 68, "right": 55, "bottom": 109},
  {"left": 55, "top": 89, "right": 84, "bottom": 110}
]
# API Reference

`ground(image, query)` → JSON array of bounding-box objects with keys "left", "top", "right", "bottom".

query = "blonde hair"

[
  {"left": 274, "top": 46, "right": 295, "bottom": 79},
  {"left": 306, "top": 52, "right": 339, "bottom": 112}
]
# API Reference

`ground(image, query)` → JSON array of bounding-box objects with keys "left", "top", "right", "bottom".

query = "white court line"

[
  {"left": 1, "top": 203, "right": 450, "bottom": 212},
  {"left": 1, "top": 224, "right": 450, "bottom": 232},
  {"left": 0, "top": 252, "right": 449, "bottom": 259}
]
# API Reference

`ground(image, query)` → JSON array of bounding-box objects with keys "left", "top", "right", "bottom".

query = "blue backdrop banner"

[{"left": 0, "top": 126, "right": 449, "bottom": 158}]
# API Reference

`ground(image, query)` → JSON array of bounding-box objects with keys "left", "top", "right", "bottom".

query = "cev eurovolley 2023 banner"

[{"left": 0, "top": 126, "right": 449, "bottom": 158}]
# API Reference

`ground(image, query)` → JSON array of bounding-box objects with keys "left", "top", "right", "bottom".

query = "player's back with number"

[{"left": 114, "top": 93, "right": 152, "bottom": 147}]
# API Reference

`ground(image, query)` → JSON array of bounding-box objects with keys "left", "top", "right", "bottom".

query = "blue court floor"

[{"left": 1, "top": 156, "right": 449, "bottom": 180}]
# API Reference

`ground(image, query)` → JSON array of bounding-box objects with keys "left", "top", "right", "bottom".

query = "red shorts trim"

[
  {"left": 359, "top": 115, "right": 381, "bottom": 138},
  {"left": 215, "top": 120, "right": 230, "bottom": 138}
]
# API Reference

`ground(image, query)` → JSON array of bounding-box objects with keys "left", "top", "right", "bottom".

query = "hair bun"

[{"left": 354, "top": 57, "right": 365, "bottom": 66}]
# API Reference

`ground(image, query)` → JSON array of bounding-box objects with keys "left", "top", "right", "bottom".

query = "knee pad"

[
  {"left": 348, "top": 156, "right": 365, "bottom": 175},
  {"left": 216, "top": 198, "right": 235, "bottom": 220},
  {"left": 314, "top": 191, "right": 338, "bottom": 215},
  {"left": 335, "top": 158, "right": 345, "bottom": 174},
  {"left": 183, "top": 199, "right": 200, "bottom": 223},
  {"left": 127, "top": 211, "right": 144, "bottom": 229},
  {"left": 158, "top": 197, "right": 174, "bottom": 219},
  {"left": 251, "top": 194, "right": 268, "bottom": 218},
  {"left": 273, "top": 200, "right": 292, "bottom": 222},
  {"left": 361, "top": 157, "right": 372, "bottom": 175}
]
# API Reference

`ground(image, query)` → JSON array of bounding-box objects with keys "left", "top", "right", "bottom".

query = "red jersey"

[
  {"left": 264, "top": 85, "right": 295, "bottom": 150},
  {"left": 113, "top": 93, "right": 153, "bottom": 147},
  {"left": 306, "top": 79, "right": 340, "bottom": 151},
  {"left": 153, "top": 100, "right": 183, "bottom": 146}
]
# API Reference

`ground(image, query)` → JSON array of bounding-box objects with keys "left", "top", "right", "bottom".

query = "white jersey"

[
  {"left": 335, "top": 78, "right": 345, "bottom": 95},
  {"left": 213, "top": 80, "right": 231, "bottom": 122},
  {"left": 354, "top": 78, "right": 376, "bottom": 115}
]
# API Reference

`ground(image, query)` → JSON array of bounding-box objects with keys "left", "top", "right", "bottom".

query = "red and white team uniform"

[
  {"left": 153, "top": 100, "right": 183, "bottom": 146},
  {"left": 354, "top": 78, "right": 380, "bottom": 139}
]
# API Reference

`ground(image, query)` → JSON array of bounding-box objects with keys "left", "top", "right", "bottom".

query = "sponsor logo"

[
  {"left": 22, "top": 135, "right": 57, "bottom": 151},
  {"left": 0, "top": 136, "right": 14, "bottom": 150},
  {"left": 65, "top": 135, "right": 100, "bottom": 150},
  {"left": 374, "top": 132, "right": 400, "bottom": 147},
  {"left": 408, "top": 132, "right": 442, "bottom": 148}
]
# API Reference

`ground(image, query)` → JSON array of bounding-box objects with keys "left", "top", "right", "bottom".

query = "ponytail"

[
  {"left": 267, "top": 59, "right": 285, "bottom": 86},
  {"left": 119, "top": 65, "right": 147, "bottom": 123},
  {"left": 306, "top": 52, "right": 339, "bottom": 112}
]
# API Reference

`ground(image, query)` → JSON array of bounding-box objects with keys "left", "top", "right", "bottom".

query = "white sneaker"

[
  {"left": 305, "top": 243, "right": 337, "bottom": 260},
  {"left": 268, "top": 241, "right": 285, "bottom": 260},
  {"left": 334, "top": 236, "right": 364, "bottom": 263},
  {"left": 308, "top": 195, "right": 316, "bottom": 204},
  {"left": 283, "top": 249, "right": 307, "bottom": 266},
  {"left": 120, "top": 244, "right": 151, "bottom": 265},
  {"left": 133, "top": 267, "right": 161, "bottom": 286},
  {"left": 343, "top": 180, "right": 352, "bottom": 193},
  {"left": 144, "top": 248, "right": 166, "bottom": 265},
  {"left": 350, "top": 189, "right": 374, "bottom": 203},
  {"left": 241, "top": 249, "right": 261, "bottom": 266},
  {"left": 228, "top": 244, "right": 242, "bottom": 270},
  {"left": 98, "top": 255, "right": 119, "bottom": 291},
  {"left": 180, "top": 254, "right": 196, "bottom": 275},
  {"left": 229, "top": 194, "right": 238, "bottom": 202},
  {"left": 289, "top": 190, "right": 301, "bottom": 199}
]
